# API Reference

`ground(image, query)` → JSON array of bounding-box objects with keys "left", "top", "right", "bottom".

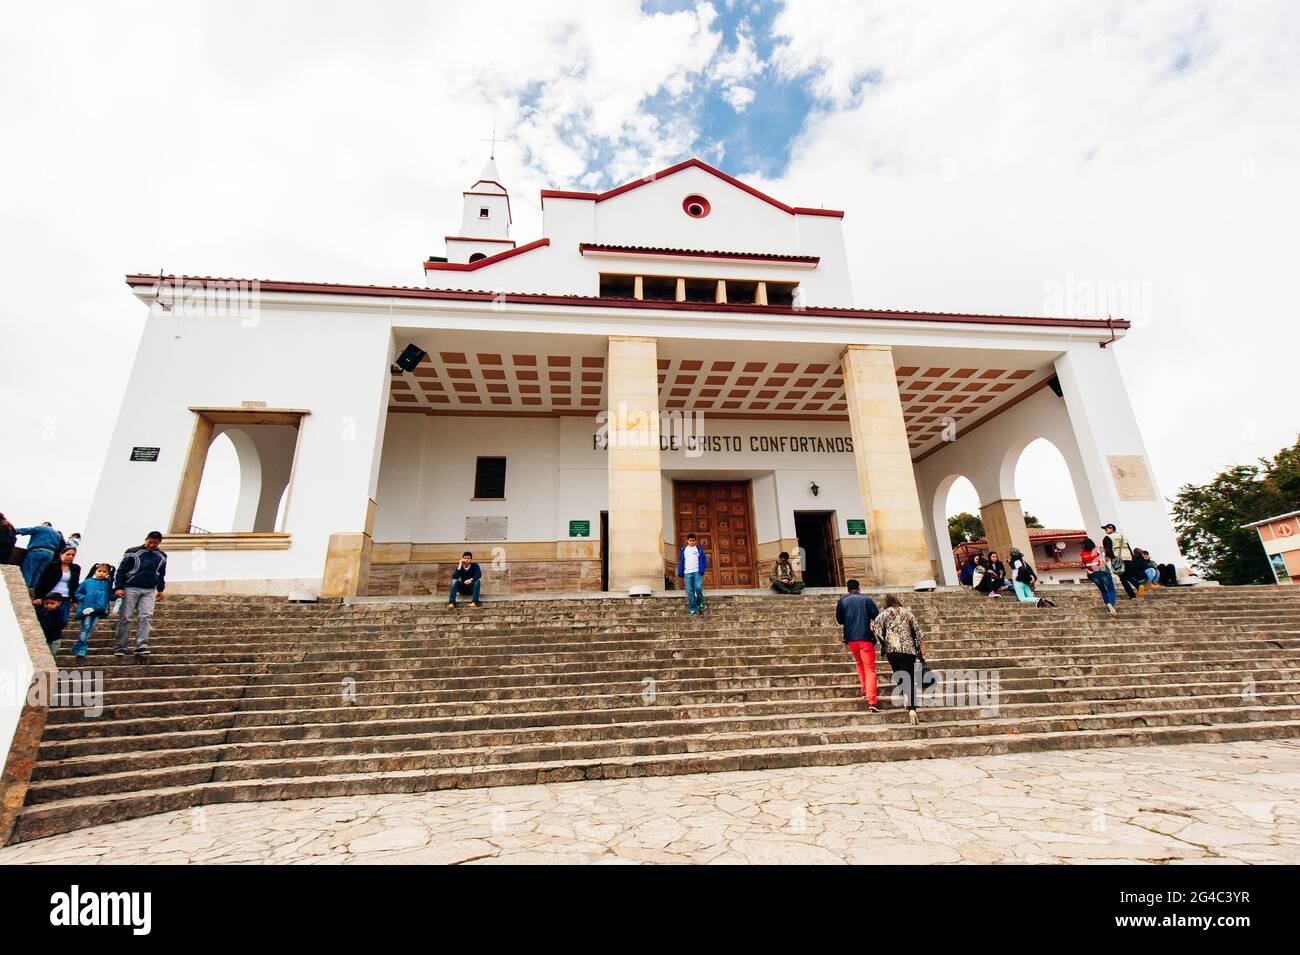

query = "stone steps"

[
  {"left": 32, "top": 687, "right": 1300, "bottom": 779},
  {"left": 15, "top": 586, "right": 1300, "bottom": 843},
  {"left": 16, "top": 717, "right": 1300, "bottom": 841}
]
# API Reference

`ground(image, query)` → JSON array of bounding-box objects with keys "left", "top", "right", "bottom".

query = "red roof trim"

[
  {"left": 123, "top": 272, "right": 1133, "bottom": 333},
  {"left": 578, "top": 243, "right": 819, "bottom": 265},
  {"left": 540, "top": 158, "right": 845, "bottom": 219},
  {"left": 444, "top": 236, "right": 516, "bottom": 245},
  {"left": 422, "top": 238, "right": 548, "bottom": 271}
]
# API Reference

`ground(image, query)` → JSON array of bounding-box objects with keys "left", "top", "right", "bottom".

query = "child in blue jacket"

[{"left": 72, "top": 563, "right": 114, "bottom": 658}]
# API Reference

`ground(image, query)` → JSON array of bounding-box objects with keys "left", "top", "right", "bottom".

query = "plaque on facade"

[
  {"left": 465, "top": 516, "right": 508, "bottom": 540},
  {"left": 568, "top": 520, "right": 590, "bottom": 538},
  {"left": 129, "top": 446, "right": 160, "bottom": 462},
  {"left": 1107, "top": 455, "right": 1156, "bottom": 501},
  {"left": 846, "top": 519, "right": 867, "bottom": 535}
]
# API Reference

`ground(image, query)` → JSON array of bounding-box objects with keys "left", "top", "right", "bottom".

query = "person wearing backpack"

[
  {"left": 1081, "top": 537, "right": 1117, "bottom": 616},
  {"left": 1101, "top": 523, "right": 1137, "bottom": 599},
  {"left": 1008, "top": 548, "right": 1038, "bottom": 604}
]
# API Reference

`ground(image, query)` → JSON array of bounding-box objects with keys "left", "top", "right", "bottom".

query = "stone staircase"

[{"left": 13, "top": 585, "right": 1300, "bottom": 842}]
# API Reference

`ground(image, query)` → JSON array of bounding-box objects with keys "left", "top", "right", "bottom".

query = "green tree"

[
  {"left": 1171, "top": 436, "right": 1300, "bottom": 584},
  {"left": 947, "top": 510, "right": 1043, "bottom": 548},
  {"left": 948, "top": 512, "right": 985, "bottom": 547}
]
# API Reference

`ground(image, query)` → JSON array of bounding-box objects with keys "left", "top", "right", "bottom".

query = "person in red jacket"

[{"left": 1080, "top": 537, "right": 1116, "bottom": 616}]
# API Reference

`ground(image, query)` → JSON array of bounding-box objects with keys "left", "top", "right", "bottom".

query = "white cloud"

[
  {"left": 0, "top": 0, "right": 725, "bottom": 532},
  {"left": 759, "top": 0, "right": 1300, "bottom": 526},
  {"left": 711, "top": 22, "right": 764, "bottom": 112},
  {"left": 723, "top": 85, "right": 756, "bottom": 111},
  {"left": 1, "top": 0, "right": 1296, "bottom": 541}
]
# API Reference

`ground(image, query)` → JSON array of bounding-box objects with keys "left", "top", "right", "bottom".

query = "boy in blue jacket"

[
  {"left": 676, "top": 534, "right": 708, "bottom": 615},
  {"left": 73, "top": 563, "right": 114, "bottom": 658}
]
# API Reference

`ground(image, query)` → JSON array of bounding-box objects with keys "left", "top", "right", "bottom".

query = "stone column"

[
  {"left": 320, "top": 499, "right": 376, "bottom": 598},
  {"left": 606, "top": 336, "right": 663, "bottom": 592},
  {"left": 980, "top": 498, "right": 1033, "bottom": 566},
  {"left": 840, "top": 344, "right": 931, "bottom": 586}
]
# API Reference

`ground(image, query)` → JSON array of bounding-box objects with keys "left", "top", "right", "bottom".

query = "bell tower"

[{"left": 444, "top": 155, "right": 514, "bottom": 264}]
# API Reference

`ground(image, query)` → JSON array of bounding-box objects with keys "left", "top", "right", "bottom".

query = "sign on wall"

[
  {"left": 1107, "top": 455, "right": 1156, "bottom": 501},
  {"left": 568, "top": 520, "right": 590, "bottom": 538},
  {"left": 129, "top": 447, "right": 160, "bottom": 462},
  {"left": 846, "top": 519, "right": 867, "bottom": 535},
  {"left": 465, "top": 516, "right": 508, "bottom": 541}
]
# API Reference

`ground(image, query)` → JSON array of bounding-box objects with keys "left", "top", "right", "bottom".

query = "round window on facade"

[
  {"left": 682, "top": 194, "right": 711, "bottom": 218},
  {"left": 468, "top": 252, "right": 487, "bottom": 263}
]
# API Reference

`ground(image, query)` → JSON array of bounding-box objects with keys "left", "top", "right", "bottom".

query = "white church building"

[{"left": 85, "top": 156, "right": 1186, "bottom": 597}]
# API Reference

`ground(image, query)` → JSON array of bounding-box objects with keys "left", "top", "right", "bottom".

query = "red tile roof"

[
  {"left": 123, "top": 274, "right": 1131, "bottom": 332},
  {"left": 578, "top": 243, "right": 819, "bottom": 265},
  {"left": 540, "top": 158, "right": 844, "bottom": 218}
]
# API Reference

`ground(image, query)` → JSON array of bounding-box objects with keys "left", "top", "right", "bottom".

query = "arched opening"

[
  {"left": 927, "top": 473, "right": 981, "bottom": 585},
  {"left": 1002, "top": 437, "right": 1091, "bottom": 584},
  {"left": 943, "top": 476, "right": 982, "bottom": 546},
  {"left": 467, "top": 252, "right": 487, "bottom": 263},
  {"left": 190, "top": 432, "right": 241, "bottom": 533},
  {"left": 1012, "top": 438, "right": 1084, "bottom": 530}
]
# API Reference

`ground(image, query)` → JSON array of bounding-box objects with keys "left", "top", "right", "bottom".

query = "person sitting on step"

[
  {"left": 770, "top": 552, "right": 805, "bottom": 595},
  {"left": 447, "top": 551, "right": 482, "bottom": 609},
  {"left": 975, "top": 551, "right": 1007, "bottom": 597},
  {"left": 676, "top": 533, "right": 708, "bottom": 615},
  {"left": 1128, "top": 548, "right": 1163, "bottom": 597}
]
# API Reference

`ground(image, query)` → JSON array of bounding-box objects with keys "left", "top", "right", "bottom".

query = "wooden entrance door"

[{"left": 672, "top": 480, "right": 756, "bottom": 589}]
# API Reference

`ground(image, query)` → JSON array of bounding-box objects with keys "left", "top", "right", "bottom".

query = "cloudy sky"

[{"left": 1, "top": 0, "right": 1296, "bottom": 542}]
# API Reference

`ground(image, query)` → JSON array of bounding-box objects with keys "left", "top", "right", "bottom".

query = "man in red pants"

[{"left": 835, "top": 579, "right": 881, "bottom": 711}]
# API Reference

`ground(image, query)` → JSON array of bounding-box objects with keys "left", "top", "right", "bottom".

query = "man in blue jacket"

[
  {"left": 676, "top": 533, "right": 708, "bottom": 615},
  {"left": 447, "top": 551, "right": 482, "bottom": 609},
  {"left": 16, "top": 522, "right": 64, "bottom": 589},
  {"left": 114, "top": 531, "right": 167, "bottom": 657},
  {"left": 835, "top": 579, "right": 881, "bottom": 711}
]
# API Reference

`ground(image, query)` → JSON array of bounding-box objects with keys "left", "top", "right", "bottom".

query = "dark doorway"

[
  {"left": 794, "top": 511, "right": 838, "bottom": 587},
  {"left": 600, "top": 511, "right": 609, "bottom": 592}
]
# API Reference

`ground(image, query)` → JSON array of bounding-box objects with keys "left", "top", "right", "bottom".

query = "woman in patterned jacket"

[{"left": 871, "top": 593, "right": 926, "bottom": 725}]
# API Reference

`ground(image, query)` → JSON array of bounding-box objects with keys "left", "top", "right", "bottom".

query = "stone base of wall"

[
  {"left": 841, "top": 556, "right": 873, "bottom": 586},
  {"left": 368, "top": 560, "right": 603, "bottom": 596},
  {"left": 1, "top": 566, "right": 56, "bottom": 846},
  {"left": 165, "top": 578, "right": 323, "bottom": 596}
]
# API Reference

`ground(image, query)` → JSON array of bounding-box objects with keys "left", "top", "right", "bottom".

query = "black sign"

[{"left": 130, "top": 447, "right": 160, "bottom": 462}]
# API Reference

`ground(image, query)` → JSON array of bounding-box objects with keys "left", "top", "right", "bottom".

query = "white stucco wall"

[
  {"left": 426, "top": 164, "right": 854, "bottom": 305},
  {"left": 376, "top": 412, "right": 863, "bottom": 548},
  {"left": 82, "top": 298, "right": 393, "bottom": 589}
]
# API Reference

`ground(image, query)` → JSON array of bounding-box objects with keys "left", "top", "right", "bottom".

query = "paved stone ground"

[{"left": 3, "top": 740, "right": 1297, "bottom": 864}]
